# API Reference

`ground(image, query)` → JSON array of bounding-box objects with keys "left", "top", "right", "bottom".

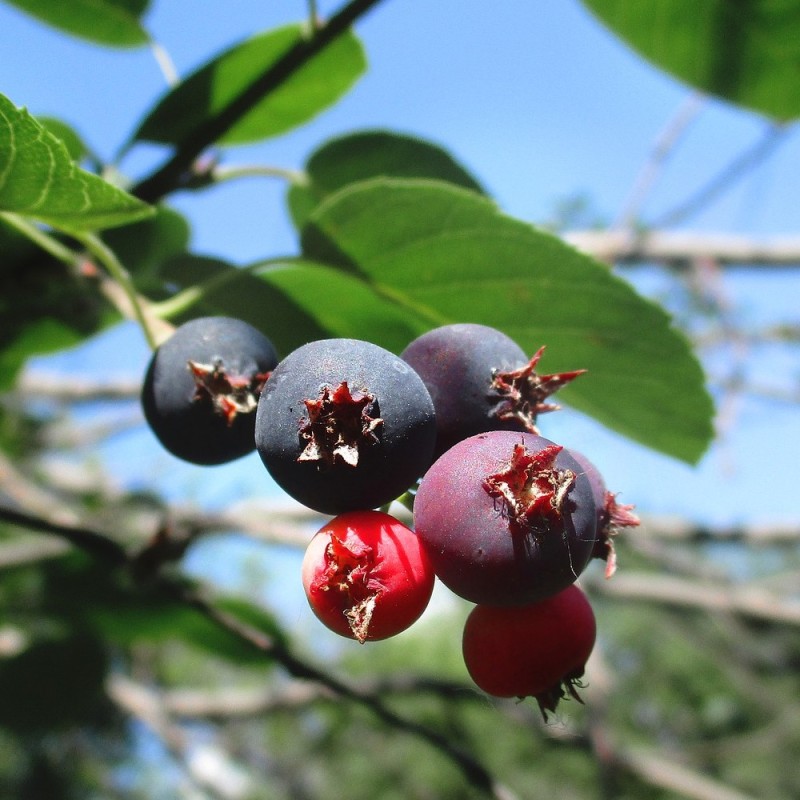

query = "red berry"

[
  {"left": 461, "top": 585, "right": 596, "bottom": 719},
  {"left": 301, "top": 511, "right": 435, "bottom": 643}
]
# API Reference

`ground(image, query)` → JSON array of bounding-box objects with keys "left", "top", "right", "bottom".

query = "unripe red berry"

[
  {"left": 462, "top": 584, "right": 596, "bottom": 719},
  {"left": 301, "top": 510, "right": 435, "bottom": 643}
]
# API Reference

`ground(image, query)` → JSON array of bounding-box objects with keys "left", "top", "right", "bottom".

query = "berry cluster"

[{"left": 141, "top": 317, "right": 638, "bottom": 718}]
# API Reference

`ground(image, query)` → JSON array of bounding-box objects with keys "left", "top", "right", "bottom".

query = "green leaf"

[
  {"left": 39, "top": 556, "right": 286, "bottom": 665},
  {"left": 0, "top": 217, "right": 112, "bottom": 389},
  {"left": 302, "top": 179, "right": 714, "bottom": 464},
  {"left": 288, "top": 130, "right": 486, "bottom": 229},
  {"left": 37, "top": 117, "right": 88, "bottom": 162},
  {"left": 258, "top": 261, "right": 430, "bottom": 354},
  {"left": 158, "top": 254, "right": 329, "bottom": 355},
  {"left": 0, "top": 633, "right": 109, "bottom": 733},
  {"left": 89, "top": 592, "right": 285, "bottom": 665},
  {"left": 134, "top": 24, "right": 366, "bottom": 147},
  {"left": 3, "top": 0, "right": 150, "bottom": 47},
  {"left": 103, "top": 205, "right": 191, "bottom": 290},
  {"left": 0, "top": 94, "right": 154, "bottom": 231},
  {"left": 581, "top": 0, "right": 800, "bottom": 120},
  {"left": 158, "top": 254, "right": 428, "bottom": 356}
]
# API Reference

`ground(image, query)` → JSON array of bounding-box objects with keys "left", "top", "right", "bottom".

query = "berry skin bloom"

[
  {"left": 302, "top": 510, "right": 435, "bottom": 643},
  {"left": 462, "top": 584, "right": 597, "bottom": 720}
]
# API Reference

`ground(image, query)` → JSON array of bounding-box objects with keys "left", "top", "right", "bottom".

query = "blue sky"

[{"left": 3, "top": 0, "right": 799, "bottom": 537}]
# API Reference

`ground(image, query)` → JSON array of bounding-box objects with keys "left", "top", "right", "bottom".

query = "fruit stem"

[
  {"left": 150, "top": 256, "right": 302, "bottom": 320},
  {"left": 76, "top": 232, "right": 164, "bottom": 350},
  {"left": 0, "top": 212, "right": 77, "bottom": 265}
]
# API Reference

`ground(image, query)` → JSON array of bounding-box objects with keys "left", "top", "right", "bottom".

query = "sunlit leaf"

[
  {"left": 134, "top": 24, "right": 366, "bottom": 147},
  {"left": 582, "top": 0, "right": 800, "bottom": 120},
  {"left": 288, "top": 130, "right": 486, "bottom": 229},
  {"left": 302, "top": 178, "right": 714, "bottom": 463},
  {"left": 0, "top": 94, "right": 153, "bottom": 231},
  {"left": 37, "top": 117, "right": 88, "bottom": 162},
  {"left": 2, "top": 0, "right": 150, "bottom": 47}
]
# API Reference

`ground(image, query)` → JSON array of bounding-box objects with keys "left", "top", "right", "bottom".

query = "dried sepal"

[
  {"left": 593, "top": 491, "right": 640, "bottom": 578},
  {"left": 188, "top": 358, "right": 270, "bottom": 426},
  {"left": 490, "top": 346, "right": 586, "bottom": 432},
  {"left": 313, "top": 533, "right": 383, "bottom": 644},
  {"left": 483, "top": 442, "right": 576, "bottom": 534},
  {"left": 297, "top": 381, "right": 383, "bottom": 467},
  {"left": 533, "top": 671, "right": 587, "bottom": 723}
]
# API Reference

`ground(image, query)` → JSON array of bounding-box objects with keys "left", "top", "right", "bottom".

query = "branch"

[
  {"left": 17, "top": 371, "right": 141, "bottom": 402},
  {"left": 584, "top": 571, "right": 800, "bottom": 627},
  {"left": 132, "top": 0, "right": 386, "bottom": 203},
  {"left": 169, "top": 581, "right": 518, "bottom": 800},
  {"left": 653, "top": 123, "right": 789, "bottom": 229},
  {"left": 162, "top": 674, "right": 479, "bottom": 721},
  {"left": 0, "top": 501, "right": 517, "bottom": 800},
  {"left": 638, "top": 515, "right": 800, "bottom": 545},
  {"left": 613, "top": 746, "right": 758, "bottom": 800},
  {"left": 616, "top": 93, "right": 706, "bottom": 230},
  {"left": 563, "top": 229, "right": 800, "bottom": 267},
  {"left": 107, "top": 674, "right": 253, "bottom": 800},
  {"left": 0, "top": 505, "right": 128, "bottom": 567}
]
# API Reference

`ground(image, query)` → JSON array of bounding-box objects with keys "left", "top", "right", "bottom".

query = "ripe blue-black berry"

[
  {"left": 254, "top": 338, "right": 436, "bottom": 514},
  {"left": 141, "top": 316, "right": 278, "bottom": 465}
]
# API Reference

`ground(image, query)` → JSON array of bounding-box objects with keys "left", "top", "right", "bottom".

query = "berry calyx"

[
  {"left": 482, "top": 442, "right": 576, "bottom": 534},
  {"left": 461, "top": 584, "right": 597, "bottom": 720},
  {"left": 188, "top": 358, "right": 270, "bottom": 426},
  {"left": 297, "top": 381, "right": 383, "bottom": 467},
  {"left": 593, "top": 491, "right": 640, "bottom": 578},
  {"left": 302, "top": 511, "right": 435, "bottom": 643},
  {"left": 567, "top": 449, "right": 640, "bottom": 578},
  {"left": 490, "top": 346, "right": 587, "bottom": 433}
]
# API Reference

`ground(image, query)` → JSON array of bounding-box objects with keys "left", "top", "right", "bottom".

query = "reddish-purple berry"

[{"left": 414, "top": 430, "right": 599, "bottom": 606}]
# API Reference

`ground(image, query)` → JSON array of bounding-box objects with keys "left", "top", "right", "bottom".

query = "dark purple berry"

[
  {"left": 413, "top": 430, "right": 599, "bottom": 606},
  {"left": 254, "top": 338, "right": 436, "bottom": 515},
  {"left": 142, "top": 316, "right": 278, "bottom": 465},
  {"left": 401, "top": 323, "right": 585, "bottom": 457},
  {"left": 567, "top": 449, "right": 639, "bottom": 578}
]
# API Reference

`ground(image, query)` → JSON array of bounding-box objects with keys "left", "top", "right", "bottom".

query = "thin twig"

[
  {"left": 653, "top": 123, "right": 789, "bottom": 229},
  {"left": 132, "top": 0, "right": 387, "bottom": 203},
  {"left": 0, "top": 501, "right": 518, "bottom": 800},
  {"left": 616, "top": 93, "right": 707, "bottom": 230}
]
